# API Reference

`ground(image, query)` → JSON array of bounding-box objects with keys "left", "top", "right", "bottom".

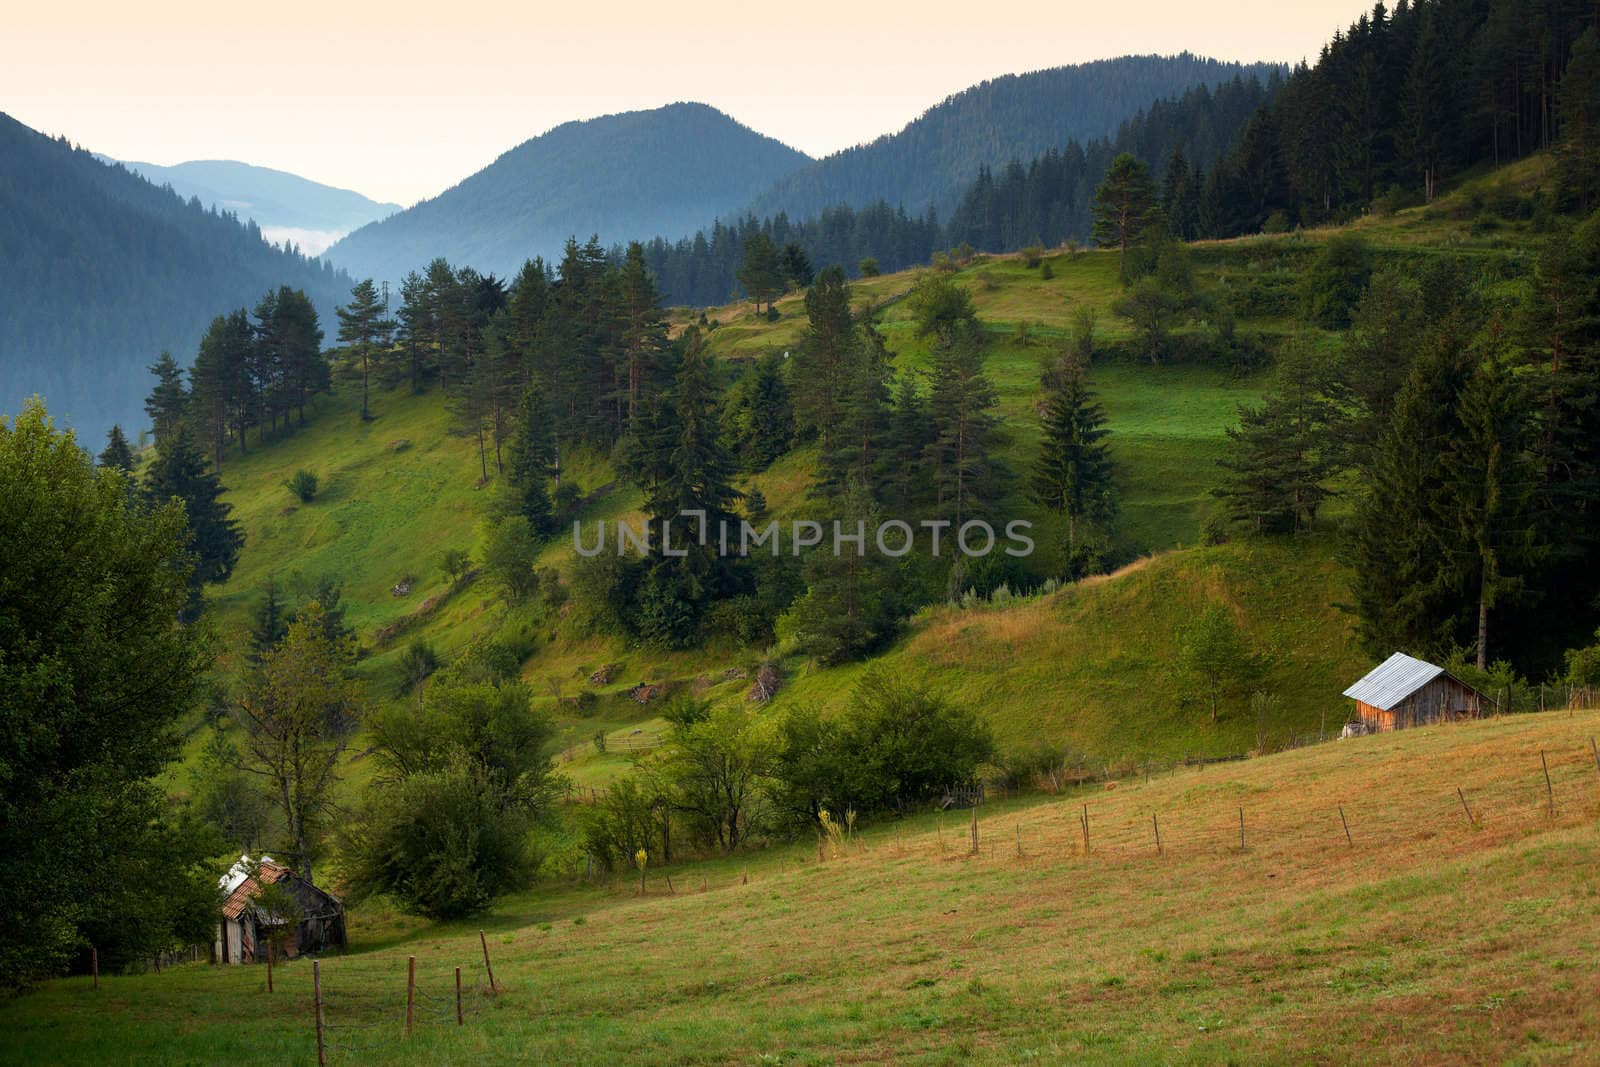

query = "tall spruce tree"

[
  {"left": 821, "top": 321, "right": 892, "bottom": 500},
  {"left": 1215, "top": 342, "right": 1350, "bottom": 534},
  {"left": 1032, "top": 355, "right": 1116, "bottom": 560},
  {"left": 1443, "top": 341, "right": 1541, "bottom": 669},
  {"left": 508, "top": 385, "right": 559, "bottom": 536},
  {"left": 188, "top": 310, "right": 256, "bottom": 467},
  {"left": 144, "top": 352, "right": 188, "bottom": 446},
  {"left": 618, "top": 242, "right": 669, "bottom": 422},
  {"left": 1557, "top": 28, "right": 1600, "bottom": 211},
  {"left": 336, "top": 279, "right": 392, "bottom": 421},
  {"left": 98, "top": 424, "right": 134, "bottom": 472},
  {"left": 924, "top": 321, "right": 999, "bottom": 525},
  {"left": 1347, "top": 329, "right": 1476, "bottom": 658},
  {"left": 792, "top": 266, "right": 857, "bottom": 454},
  {"left": 737, "top": 232, "right": 783, "bottom": 312},
  {"left": 143, "top": 421, "right": 245, "bottom": 597},
  {"left": 1091, "top": 153, "right": 1163, "bottom": 281}
]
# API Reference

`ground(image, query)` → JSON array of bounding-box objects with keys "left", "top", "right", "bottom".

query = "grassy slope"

[
  {"left": 781, "top": 538, "right": 1364, "bottom": 758},
  {"left": 197, "top": 167, "right": 1529, "bottom": 786},
  {"left": 11, "top": 708, "right": 1600, "bottom": 1064}
]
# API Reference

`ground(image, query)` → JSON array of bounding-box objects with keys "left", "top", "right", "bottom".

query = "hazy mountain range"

[
  {"left": 105, "top": 158, "right": 400, "bottom": 255},
  {"left": 325, "top": 102, "right": 811, "bottom": 287},
  {"left": 1, "top": 114, "right": 349, "bottom": 437},
  {"left": 3, "top": 52, "right": 1287, "bottom": 438}
]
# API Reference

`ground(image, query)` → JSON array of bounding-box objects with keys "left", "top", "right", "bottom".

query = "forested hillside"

[
  {"left": 635, "top": 76, "right": 1274, "bottom": 305},
  {"left": 0, "top": 114, "right": 350, "bottom": 436},
  {"left": 325, "top": 103, "right": 811, "bottom": 288},
  {"left": 744, "top": 54, "right": 1284, "bottom": 222}
]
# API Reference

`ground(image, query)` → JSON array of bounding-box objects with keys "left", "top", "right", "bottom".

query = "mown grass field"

[{"left": 11, "top": 709, "right": 1600, "bottom": 1065}]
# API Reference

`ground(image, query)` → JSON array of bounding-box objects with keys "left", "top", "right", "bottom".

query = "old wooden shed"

[
  {"left": 215, "top": 855, "right": 346, "bottom": 964},
  {"left": 1342, "top": 652, "right": 1496, "bottom": 733}
]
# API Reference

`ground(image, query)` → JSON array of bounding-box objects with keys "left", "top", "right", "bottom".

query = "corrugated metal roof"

[{"left": 1342, "top": 652, "right": 1445, "bottom": 711}]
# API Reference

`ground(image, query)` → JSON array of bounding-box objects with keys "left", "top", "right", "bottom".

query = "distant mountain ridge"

[
  {"left": 326, "top": 102, "right": 812, "bottom": 287},
  {"left": 744, "top": 53, "right": 1286, "bottom": 222},
  {"left": 0, "top": 113, "right": 350, "bottom": 437},
  {"left": 107, "top": 157, "right": 400, "bottom": 255}
]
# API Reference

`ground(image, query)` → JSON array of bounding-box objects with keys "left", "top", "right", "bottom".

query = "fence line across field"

[{"left": 84, "top": 731, "right": 1600, "bottom": 1065}]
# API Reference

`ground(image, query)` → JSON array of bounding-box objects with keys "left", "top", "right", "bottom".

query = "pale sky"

[{"left": 5, "top": 1, "right": 1371, "bottom": 207}]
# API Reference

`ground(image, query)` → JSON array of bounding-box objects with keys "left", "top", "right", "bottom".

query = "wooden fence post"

[
  {"left": 1080, "top": 804, "right": 1090, "bottom": 855},
  {"left": 1542, "top": 749, "right": 1554, "bottom": 817},
  {"left": 1339, "top": 806, "right": 1352, "bottom": 846},
  {"left": 91, "top": 946, "right": 98, "bottom": 990},
  {"left": 969, "top": 804, "right": 979, "bottom": 855},
  {"left": 1591, "top": 736, "right": 1600, "bottom": 781},
  {"left": 1238, "top": 807, "right": 1246, "bottom": 851},
  {"left": 313, "top": 960, "right": 326, "bottom": 1067},
  {"left": 267, "top": 943, "right": 274, "bottom": 993},
  {"left": 405, "top": 955, "right": 416, "bottom": 1037},
  {"left": 1457, "top": 786, "right": 1475, "bottom": 827},
  {"left": 1152, "top": 813, "right": 1162, "bottom": 856},
  {"left": 479, "top": 931, "right": 497, "bottom": 993},
  {"left": 455, "top": 966, "right": 463, "bottom": 1026}
]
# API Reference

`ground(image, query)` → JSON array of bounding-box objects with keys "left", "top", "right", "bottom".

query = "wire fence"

[
  {"left": 965, "top": 735, "right": 1600, "bottom": 865},
  {"left": 83, "top": 725, "right": 1600, "bottom": 1063}
]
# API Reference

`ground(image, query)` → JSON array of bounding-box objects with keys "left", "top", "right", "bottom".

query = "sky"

[{"left": 5, "top": 1, "right": 1373, "bottom": 207}]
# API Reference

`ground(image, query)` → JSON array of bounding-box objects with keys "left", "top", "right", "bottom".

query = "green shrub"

[
  {"left": 773, "top": 672, "right": 995, "bottom": 827},
  {"left": 582, "top": 778, "right": 666, "bottom": 872},
  {"left": 394, "top": 639, "right": 440, "bottom": 697},
  {"left": 343, "top": 753, "right": 537, "bottom": 919},
  {"left": 1297, "top": 234, "right": 1372, "bottom": 328},
  {"left": 858, "top": 257, "right": 880, "bottom": 277},
  {"left": 283, "top": 469, "right": 318, "bottom": 503},
  {"left": 1020, "top": 244, "right": 1045, "bottom": 268},
  {"left": 480, "top": 517, "right": 540, "bottom": 602}
]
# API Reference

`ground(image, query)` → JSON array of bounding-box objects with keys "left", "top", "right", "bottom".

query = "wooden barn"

[
  {"left": 215, "top": 855, "right": 346, "bottom": 964},
  {"left": 1341, "top": 652, "right": 1496, "bottom": 733}
]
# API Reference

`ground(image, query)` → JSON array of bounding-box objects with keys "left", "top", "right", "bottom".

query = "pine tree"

[
  {"left": 737, "top": 232, "right": 783, "bottom": 312},
  {"left": 396, "top": 269, "right": 439, "bottom": 393},
  {"left": 1216, "top": 343, "right": 1350, "bottom": 534},
  {"left": 270, "top": 287, "right": 329, "bottom": 426},
  {"left": 337, "top": 279, "right": 394, "bottom": 421},
  {"left": 924, "top": 322, "right": 999, "bottom": 525},
  {"left": 1557, "top": 28, "right": 1600, "bottom": 211},
  {"left": 884, "top": 373, "right": 933, "bottom": 510},
  {"left": 143, "top": 421, "right": 245, "bottom": 596},
  {"left": 788, "top": 479, "right": 900, "bottom": 665},
  {"left": 1398, "top": 9, "right": 1454, "bottom": 202},
  {"left": 633, "top": 331, "right": 743, "bottom": 648},
  {"left": 1347, "top": 330, "right": 1475, "bottom": 658},
  {"left": 144, "top": 352, "right": 188, "bottom": 445},
  {"left": 618, "top": 242, "right": 669, "bottom": 422},
  {"left": 98, "top": 424, "right": 134, "bottom": 472},
  {"left": 1091, "top": 153, "right": 1163, "bottom": 281},
  {"left": 1442, "top": 342, "right": 1540, "bottom": 669},
  {"left": 821, "top": 322, "right": 892, "bottom": 500},
  {"left": 508, "top": 385, "right": 559, "bottom": 536},
  {"left": 249, "top": 576, "right": 290, "bottom": 669},
  {"left": 792, "top": 267, "right": 857, "bottom": 453},
  {"left": 1032, "top": 355, "right": 1115, "bottom": 555},
  {"left": 188, "top": 310, "right": 255, "bottom": 467}
]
